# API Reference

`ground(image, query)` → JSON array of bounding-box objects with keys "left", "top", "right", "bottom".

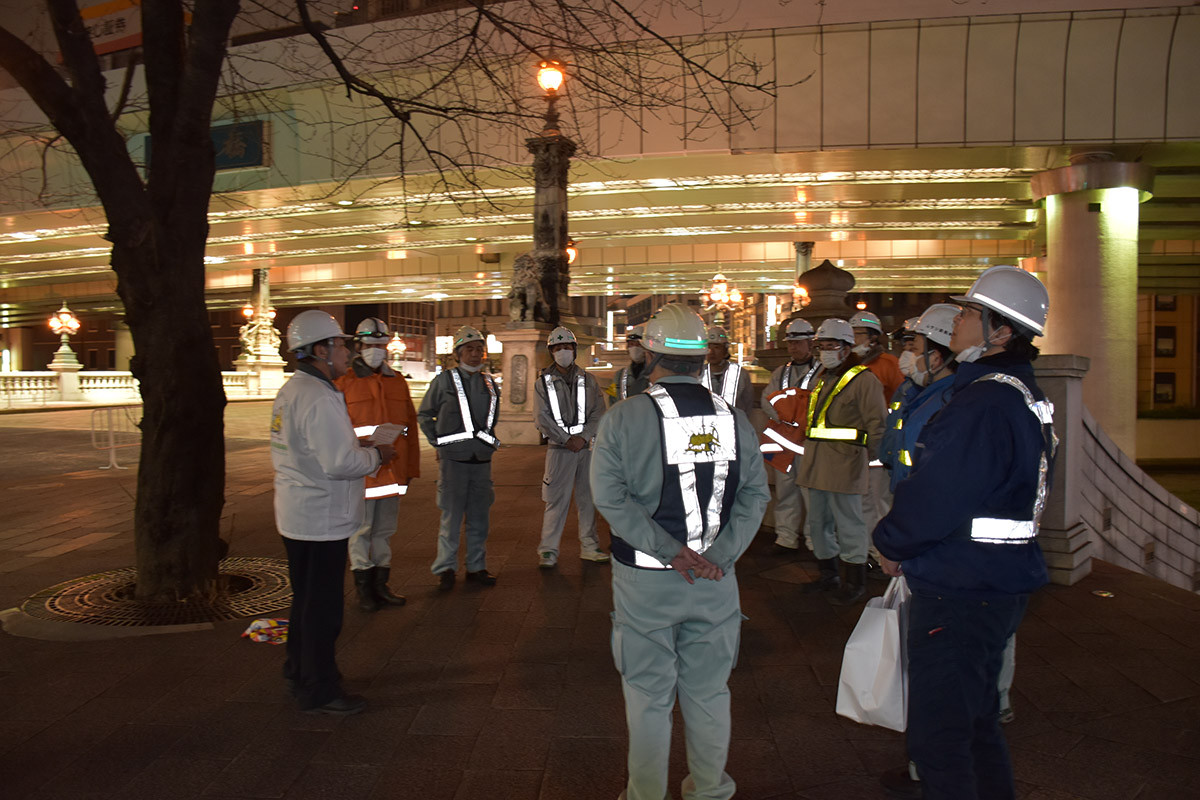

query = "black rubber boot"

[
  {"left": 352, "top": 568, "right": 379, "bottom": 612},
  {"left": 373, "top": 566, "right": 407, "bottom": 606},
  {"left": 802, "top": 558, "right": 841, "bottom": 594},
  {"left": 829, "top": 561, "right": 867, "bottom": 605}
]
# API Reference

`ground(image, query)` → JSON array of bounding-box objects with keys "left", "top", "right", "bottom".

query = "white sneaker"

[
  {"left": 538, "top": 551, "right": 558, "bottom": 568},
  {"left": 580, "top": 549, "right": 611, "bottom": 563}
]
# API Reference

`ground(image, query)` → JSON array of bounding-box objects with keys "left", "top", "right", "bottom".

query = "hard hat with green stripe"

[
  {"left": 644, "top": 304, "right": 709, "bottom": 355},
  {"left": 453, "top": 326, "right": 485, "bottom": 350}
]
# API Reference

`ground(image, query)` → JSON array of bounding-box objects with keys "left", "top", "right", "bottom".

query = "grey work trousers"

[
  {"left": 348, "top": 495, "right": 400, "bottom": 571},
  {"left": 863, "top": 465, "right": 893, "bottom": 561},
  {"left": 611, "top": 560, "right": 741, "bottom": 800},
  {"left": 807, "top": 488, "right": 869, "bottom": 564},
  {"left": 771, "top": 469, "right": 810, "bottom": 550},
  {"left": 538, "top": 447, "right": 600, "bottom": 557},
  {"left": 430, "top": 458, "right": 493, "bottom": 575}
]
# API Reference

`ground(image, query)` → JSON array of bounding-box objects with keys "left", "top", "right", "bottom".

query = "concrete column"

[
  {"left": 1034, "top": 354, "right": 1093, "bottom": 586},
  {"left": 1032, "top": 158, "right": 1153, "bottom": 456},
  {"left": 114, "top": 320, "right": 134, "bottom": 371}
]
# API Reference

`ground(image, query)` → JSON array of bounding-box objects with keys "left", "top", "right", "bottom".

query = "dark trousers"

[
  {"left": 906, "top": 591, "right": 1029, "bottom": 800},
  {"left": 282, "top": 536, "right": 348, "bottom": 710}
]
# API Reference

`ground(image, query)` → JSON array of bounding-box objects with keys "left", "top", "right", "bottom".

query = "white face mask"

[
  {"left": 819, "top": 349, "right": 845, "bottom": 370},
  {"left": 898, "top": 350, "right": 918, "bottom": 378},
  {"left": 955, "top": 344, "right": 986, "bottom": 364},
  {"left": 361, "top": 348, "right": 386, "bottom": 369},
  {"left": 553, "top": 349, "right": 575, "bottom": 368},
  {"left": 628, "top": 345, "right": 645, "bottom": 363},
  {"left": 851, "top": 343, "right": 871, "bottom": 357},
  {"left": 458, "top": 361, "right": 483, "bottom": 373}
]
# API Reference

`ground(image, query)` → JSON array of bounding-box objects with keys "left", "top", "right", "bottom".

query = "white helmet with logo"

[
  {"left": 816, "top": 318, "right": 855, "bottom": 346},
  {"left": 950, "top": 265, "right": 1049, "bottom": 337},
  {"left": 547, "top": 326, "right": 577, "bottom": 346},
  {"left": 849, "top": 310, "right": 883, "bottom": 334},
  {"left": 912, "top": 304, "right": 960, "bottom": 348},
  {"left": 784, "top": 317, "right": 815, "bottom": 340},
  {"left": 287, "top": 310, "right": 351, "bottom": 353},
  {"left": 453, "top": 326, "right": 485, "bottom": 351},
  {"left": 353, "top": 317, "right": 390, "bottom": 344},
  {"left": 644, "top": 304, "right": 709, "bottom": 355}
]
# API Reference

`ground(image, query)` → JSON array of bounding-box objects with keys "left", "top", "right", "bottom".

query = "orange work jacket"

[
  {"left": 759, "top": 386, "right": 811, "bottom": 474},
  {"left": 864, "top": 350, "right": 905, "bottom": 403},
  {"left": 335, "top": 362, "right": 421, "bottom": 498}
]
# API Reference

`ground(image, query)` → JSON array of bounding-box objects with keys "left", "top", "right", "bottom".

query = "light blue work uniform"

[{"left": 591, "top": 375, "right": 769, "bottom": 800}]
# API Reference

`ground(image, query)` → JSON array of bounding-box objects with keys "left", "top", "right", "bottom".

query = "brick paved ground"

[{"left": 0, "top": 403, "right": 1197, "bottom": 799}]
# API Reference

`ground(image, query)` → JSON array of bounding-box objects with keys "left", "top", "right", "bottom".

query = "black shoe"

[
  {"left": 373, "top": 566, "right": 407, "bottom": 606},
  {"left": 465, "top": 569, "right": 497, "bottom": 586},
  {"left": 303, "top": 693, "right": 367, "bottom": 716},
  {"left": 802, "top": 558, "right": 841, "bottom": 594},
  {"left": 437, "top": 570, "right": 455, "bottom": 592},
  {"left": 829, "top": 562, "right": 867, "bottom": 605},
  {"left": 880, "top": 766, "right": 922, "bottom": 799},
  {"left": 352, "top": 568, "right": 380, "bottom": 612}
]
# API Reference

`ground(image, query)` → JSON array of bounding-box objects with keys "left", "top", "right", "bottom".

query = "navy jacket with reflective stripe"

[{"left": 872, "top": 351, "right": 1051, "bottom": 599}]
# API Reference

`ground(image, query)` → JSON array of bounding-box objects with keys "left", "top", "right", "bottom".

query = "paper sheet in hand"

[{"left": 368, "top": 423, "right": 405, "bottom": 444}]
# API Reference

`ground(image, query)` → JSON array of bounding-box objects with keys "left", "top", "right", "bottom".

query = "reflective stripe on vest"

[
  {"left": 354, "top": 425, "right": 378, "bottom": 437},
  {"left": 630, "top": 384, "right": 737, "bottom": 570},
  {"left": 435, "top": 369, "right": 499, "bottom": 447},
  {"left": 761, "top": 425, "right": 804, "bottom": 455},
  {"left": 806, "top": 366, "right": 870, "bottom": 445},
  {"left": 899, "top": 449, "right": 913, "bottom": 467},
  {"left": 619, "top": 369, "right": 629, "bottom": 400},
  {"left": 545, "top": 372, "right": 586, "bottom": 435},
  {"left": 701, "top": 362, "right": 742, "bottom": 406},
  {"left": 967, "top": 373, "right": 1058, "bottom": 546},
  {"left": 781, "top": 361, "right": 821, "bottom": 392},
  {"left": 365, "top": 483, "right": 407, "bottom": 499}
]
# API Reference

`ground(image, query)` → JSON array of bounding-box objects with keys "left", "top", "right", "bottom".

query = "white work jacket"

[{"left": 271, "top": 367, "right": 382, "bottom": 541}]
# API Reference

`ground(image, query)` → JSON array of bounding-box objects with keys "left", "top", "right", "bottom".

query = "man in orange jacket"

[{"left": 335, "top": 317, "right": 421, "bottom": 611}]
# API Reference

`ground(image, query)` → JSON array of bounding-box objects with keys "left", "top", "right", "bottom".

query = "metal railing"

[{"left": 90, "top": 404, "right": 142, "bottom": 470}]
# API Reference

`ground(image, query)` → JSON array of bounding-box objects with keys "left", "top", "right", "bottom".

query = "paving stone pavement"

[{"left": 0, "top": 402, "right": 1198, "bottom": 799}]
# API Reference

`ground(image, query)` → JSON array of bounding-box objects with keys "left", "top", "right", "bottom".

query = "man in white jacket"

[{"left": 272, "top": 310, "right": 394, "bottom": 715}]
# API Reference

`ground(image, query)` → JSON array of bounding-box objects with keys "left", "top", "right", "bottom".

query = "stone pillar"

[
  {"left": 494, "top": 321, "right": 552, "bottom": 446},
  {"left": 234, "top": 267, "right": 287, "bottom": 394},
  {"left": 1031, "top": 157, "right": 1154, "bottom": 456},
  {"left": 114, "top": 319, "right": 135, "bottom": 371},
  {"left": 1034, "top": 354, "right": 1093, "bottom": 586}
]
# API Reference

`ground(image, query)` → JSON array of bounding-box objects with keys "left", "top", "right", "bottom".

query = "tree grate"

[{"left": 20, "top": 557, "right": 292, "bottom": 627}]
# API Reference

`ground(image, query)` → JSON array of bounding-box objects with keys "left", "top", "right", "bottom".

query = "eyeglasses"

[{"left": 815, "top": 341, "right": 847, "bottom": 351}]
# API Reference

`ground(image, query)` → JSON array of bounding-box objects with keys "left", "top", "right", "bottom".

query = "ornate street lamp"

[
  {"left": 509, "top": 59, "right": 577, "bottom": 325},
  {"left": 48, "top": 302, "right": 82, "bottom": 367},
  {"left": 701, "top": 273, "right": 743, "bottom": 326},
  {"left": 386, "top": 333, "right": 406, "bottom": 369}
]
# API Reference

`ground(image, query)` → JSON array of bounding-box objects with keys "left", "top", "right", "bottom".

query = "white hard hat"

[
  {"left": 625, "top": 325, "right": 645, "bottom": 342},
  {"left": 816, "top": 318, "right": 855, "bottom": 346},
  {"left": 353, "top": 317, "right": 390, "bottom": 344},
  {"left": 706, "top": 326, "right": 730, "bottom": 345},
  {"left": 644, "top": 304, "right": 709, "bottom": 355},
  {"left": 548, "top": 326, "right": 577, "bottom": 346},
  {"left": 950, "top": 265, "right": 1049, "bottom": 337},
  {"left": 454, "top": 326, "right": 485, "bottom": 350},
  {"left": 912, "top": 304, "right": 960, "bottom": 348},
  {"left": 287, "top": 310, "right": 351, "bottom": 353},
  {"left": 849, "top": 310, "right": 883, "bottom": 333},
  {"left": 784, "top": 317, "right": 815, "bottom": 340}
]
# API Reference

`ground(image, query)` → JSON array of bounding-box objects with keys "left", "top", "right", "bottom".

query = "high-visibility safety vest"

[
  {"left": 353, "top": 423, "right": 411, "bottom": 497},
  {"left": 700, "top": 362, "right": 743, "bottom": 407},
  {"left": 759, "top": 362, "right": 821, "bottom": 473},
  {"left": 611, "top": 383, "right": 739, "bottom": 571},
  {"left": 336, "top": 365, "right": 420, "bottom": 500},
  {"left": 434, "top": 369, "right": 499, "bottom": 448},
  {"left": 806, "top": 365, "right": 871, "bottom": 445},
  {"left": 968, "top": 372, "right": 1057, "bottom": 546},
  {"left": 544, "top": 372, "right": 586, "bottom": 435}
]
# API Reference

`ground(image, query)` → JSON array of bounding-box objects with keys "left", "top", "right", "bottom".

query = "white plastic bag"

[{"left": 835, "top": 576, "right": 911, "bottom": 731}]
